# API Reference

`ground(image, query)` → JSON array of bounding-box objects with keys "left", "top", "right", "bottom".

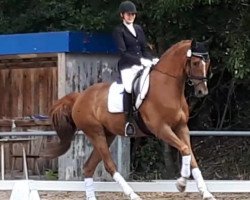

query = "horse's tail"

[{"left": 41, "top": 92, "right": 80, "bottom": 159}]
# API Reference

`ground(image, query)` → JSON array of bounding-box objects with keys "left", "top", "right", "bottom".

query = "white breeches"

[{"left": 120, "top": 65, "right": 144, "bottom": 93}]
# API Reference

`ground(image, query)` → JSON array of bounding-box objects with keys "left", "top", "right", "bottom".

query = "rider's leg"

[
  {"left": 123, "top": 91, "right": 133, "bottom": 120},
  {"left": 120, "top": 66, "right": 141, "bottom": 136},
  {"left": 123, "top": 91, "right": 135, "bottom": 136}
]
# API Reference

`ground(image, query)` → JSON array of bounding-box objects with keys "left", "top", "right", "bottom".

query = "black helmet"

[{"left": 119, "top": 1, "right": 137, "bottom": 13}]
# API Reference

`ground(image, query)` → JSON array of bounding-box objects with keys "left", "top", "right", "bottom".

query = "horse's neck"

[
  {"left": 150, "top": 71, "right": 185, "bottom": 102},
  {"left": 150, "top": 43, "right": 190, "bottom": 106},
  {"left": 159, "top": 43, "right": 189, "bottom": 78}
]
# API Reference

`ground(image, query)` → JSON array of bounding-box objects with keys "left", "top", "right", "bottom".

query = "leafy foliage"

[
  {"left": 138, "top": 0, "right": 250, "bottom": 80},
  {"left": 0, "top": 0, "right": 120, "bottom": 33},
  {"left": 131, "top": 138, "right": 168, "bottom": 180}
]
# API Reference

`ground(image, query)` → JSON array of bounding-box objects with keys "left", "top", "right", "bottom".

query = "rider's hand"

[
  {"left": 152, "top": 58, "right": 159, "bottom": 65},
  {"left": 140, "top": 58, "right": 153, "bottom": 67}
]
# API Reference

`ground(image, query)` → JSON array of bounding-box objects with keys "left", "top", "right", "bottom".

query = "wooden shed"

[{"left": 0, "top": 31, "right": 130, "bottom": 180}]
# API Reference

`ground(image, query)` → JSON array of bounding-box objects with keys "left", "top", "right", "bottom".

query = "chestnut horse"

[{"left": 43, "top": 39, "right": 216, "bottom": 200}]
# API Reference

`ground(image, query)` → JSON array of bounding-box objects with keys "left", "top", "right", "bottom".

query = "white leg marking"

[
  {"left": 113, "top": 172, "right": 141, "bottom": 200},
  {"left": 192, "top": 168, "right": 216, "bottom": 200},
  {"left": 181, "top": 155, "right": 191, "bottom": 178},
  {"left": 85, "top": 178, "right": 97, "bottom": 200}
]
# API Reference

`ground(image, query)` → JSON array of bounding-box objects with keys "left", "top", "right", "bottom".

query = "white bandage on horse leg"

[
  {"left": 85, "top": 178, "right": 96, "bottom": 200},
  {"left": 181, "top": 155, "right": 191, "bottom": 178},
  {"left": 192, "top": 168, "right": 207, "bottom": 193},
  {"left": 113, "top": 172, "right": 133, "bottom": 196}
]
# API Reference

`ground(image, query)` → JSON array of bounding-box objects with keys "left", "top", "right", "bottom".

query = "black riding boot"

[{"left": 123, "top": 91, "right": 135, "bottom": 136}]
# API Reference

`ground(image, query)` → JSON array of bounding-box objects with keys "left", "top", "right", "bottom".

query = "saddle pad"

[
  {"left": 108, "top": 67, "right": 151, "bottom": 113},
  {"left": 108, "top": 82, "right": 124, "bottom": 113}
]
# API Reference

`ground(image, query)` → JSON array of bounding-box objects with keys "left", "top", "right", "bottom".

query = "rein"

[{"left": 152, "top": 66, "right": 179, "bottom": 79}]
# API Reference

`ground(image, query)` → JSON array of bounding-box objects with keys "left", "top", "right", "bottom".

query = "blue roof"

[{"left": 0, "top": 31, "right": 117, "bottom": 55}]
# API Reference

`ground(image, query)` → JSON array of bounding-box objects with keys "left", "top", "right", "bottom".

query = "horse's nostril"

[
  {"left": 198, "top": 90, "right": 203, "bottom": 95},
  {"left": 195, "top": 89, "right": 206, "bottom": 98}
]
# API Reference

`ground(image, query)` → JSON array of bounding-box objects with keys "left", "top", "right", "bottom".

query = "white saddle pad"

[
  {"left": 108, "top": 67, "right": 151, "bottom": 113},
  {"left": 108, "top": 82, "right": 124, "bottom": 113}
]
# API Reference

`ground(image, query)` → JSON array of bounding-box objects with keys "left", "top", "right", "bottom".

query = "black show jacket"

[{"left": 113, "top": 23, "right": 153, "bottom": 71}]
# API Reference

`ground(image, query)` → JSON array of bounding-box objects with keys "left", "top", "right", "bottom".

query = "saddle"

[
  {"left": 108, "top": 67, "right": 153, "bottom": 136},
  {"left": 108, "top": 66, "right": 150, "bottom": 112}
]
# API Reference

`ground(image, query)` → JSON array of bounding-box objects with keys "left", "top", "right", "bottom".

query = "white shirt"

[{"left": 123, "top": 21, "right": 136, "bottom": 37}]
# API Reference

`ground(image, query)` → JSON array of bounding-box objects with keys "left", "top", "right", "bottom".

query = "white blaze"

[{"left": 201, "top": 60, "right": 207, "bottom": 86}]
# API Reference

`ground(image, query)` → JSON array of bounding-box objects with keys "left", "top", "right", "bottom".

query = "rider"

[{"left": 113, "top": 0, "right": 159, "bottom": 136}]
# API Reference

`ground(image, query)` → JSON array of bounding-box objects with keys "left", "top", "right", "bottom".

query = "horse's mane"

[{"left": 161, "top": 40, "right": 190, "bottom": 58}]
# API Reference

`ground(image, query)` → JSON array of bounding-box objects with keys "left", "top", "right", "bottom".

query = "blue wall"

[{"left": 0, "top": 31, "right": 117, "bottom": 55}]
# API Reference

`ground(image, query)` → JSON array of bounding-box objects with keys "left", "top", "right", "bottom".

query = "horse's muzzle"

[{"left": 195, "top": 87, "right": 208, "bottom": 98}]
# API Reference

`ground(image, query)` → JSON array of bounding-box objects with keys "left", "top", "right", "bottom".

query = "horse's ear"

[
  {"left": 191, "top": 39, "right": 197, "bottom": 50},
  {"left": 204, "top": 36, "right": 213, "bottom": 49}
]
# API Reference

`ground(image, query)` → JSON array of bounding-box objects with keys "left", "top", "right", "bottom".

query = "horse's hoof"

[
  {"left": 176, "top": 177, "right": 187, "bottom": 192},
  {"left": 130, "top": 192, "right": 141, "bottom": 200},
  {"left": 203, "top": 197, "right": 216, "bottom": 200},
  {"left": 131, "top": 197, "right": 142, "bottom": 200},
  {"left": 87, "top": 197, "right": 97, "bottom": 200},
  {"left": 203, "top": 191, "right": 216, "bottom": 200}
]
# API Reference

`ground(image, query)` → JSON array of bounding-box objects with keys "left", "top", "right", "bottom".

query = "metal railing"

[{"left": 0, "top": 130, "right": 250, "bottom": 137}]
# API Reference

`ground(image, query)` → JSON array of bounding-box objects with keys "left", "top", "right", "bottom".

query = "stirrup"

[{"left": 124, "top": 122, "right": 136, "bottom": 136}]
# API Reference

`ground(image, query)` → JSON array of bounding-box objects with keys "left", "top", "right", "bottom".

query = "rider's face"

[{"left": 121, "top": 12, "right": 136, "bottom": 24}]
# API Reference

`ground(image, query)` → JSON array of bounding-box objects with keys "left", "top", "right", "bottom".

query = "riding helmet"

[{"left": 119, "top": 1, "right": 137, "bottom": 13}]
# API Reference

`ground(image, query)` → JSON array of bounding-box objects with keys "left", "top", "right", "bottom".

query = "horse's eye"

[{"left": 193, "top": 61, "right": 199, "bottom": 66}]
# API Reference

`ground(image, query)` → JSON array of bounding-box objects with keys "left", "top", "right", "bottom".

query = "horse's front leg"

[
  {"left": 153, "top": 124, "right": 192, "bottom": 192},
  {"left": 176, "top": 125, "right": 216, "bottom": 200}
]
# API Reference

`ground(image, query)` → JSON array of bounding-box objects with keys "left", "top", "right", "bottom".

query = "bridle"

[
  {"left": 186, "top": 50, "right": 210, "bottom": 86},
  {"left": 152, "top": 49, "right": 211, "bottom": 83}
]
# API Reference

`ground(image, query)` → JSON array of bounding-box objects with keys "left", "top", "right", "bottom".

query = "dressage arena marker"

[
  {"left": 0, "top": 180, "right": 250, "bottom": 194},
  {"left": 9, "top": 180, "right": 40, "bottom": 200}
]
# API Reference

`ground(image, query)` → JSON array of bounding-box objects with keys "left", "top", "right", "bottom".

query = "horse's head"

[{"left": 186, "top": 39, "right": 211, "bottom": 97}]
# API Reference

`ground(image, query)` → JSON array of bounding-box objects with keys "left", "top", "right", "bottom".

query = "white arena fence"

[
  {"left": 0, "top": 131, "right": 250, "bottom": 195},
  {"left": 0, "top": 180, "right": 250, "bottom": 193}
]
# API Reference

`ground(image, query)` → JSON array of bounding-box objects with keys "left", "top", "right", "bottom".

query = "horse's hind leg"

[
  {"left": 84, "top": 149, "right": 101, "bottom": 200},
  {"left": 84, "top": 134, "right": 116, "bottom": 200},
  {"left": 86, "top": 127, "right": 141, "bottom": 200},
  {"left": 176, "top": 126, "right": 216, "bottom": 200}
]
